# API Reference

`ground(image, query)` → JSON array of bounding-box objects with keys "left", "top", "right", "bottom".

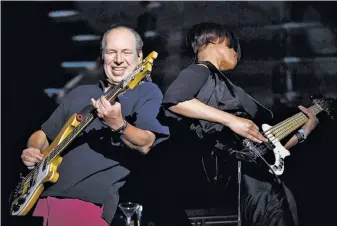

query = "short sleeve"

[
  {"left": 163, "top": 64, "right": 210, "bottom": 107},
  {"left": 133, "top": 84, "right": 170, "bottom": 146},
  {"left": 41, "top": 91, "right": 75, "bottom": 141},
  {"left": 41, "top": 102, "right": 70, "bottom": 142}
]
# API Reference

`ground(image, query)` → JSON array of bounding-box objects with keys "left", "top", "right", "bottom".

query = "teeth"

[{"left": 113, "top": 68, "right": 125, "bottom": 71}]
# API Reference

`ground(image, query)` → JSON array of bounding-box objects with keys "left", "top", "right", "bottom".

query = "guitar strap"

[
  {"left": 197, "top": 61, "right": 273, "bottom": 120},
  {"left": 197, "top": 61, "right": 237, "bottom": 98}
]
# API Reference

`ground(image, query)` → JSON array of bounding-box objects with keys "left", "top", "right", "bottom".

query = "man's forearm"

[
  {"left": 27, "top": 130, "right": 49, "bottom": 152},
  {"left": 284, "top": 135, "right": 299, "bottom": 149},
  {"left": 119, "top": 123, "right": 155, "bottom": 154},
  {"left": 169, "top": 98, "right": 235, "bottom": 126}
]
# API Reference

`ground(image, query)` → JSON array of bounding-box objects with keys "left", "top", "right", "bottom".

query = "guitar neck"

[
  {"left": 104, "top": 82, "right": 125, "bottom": 102},
  {"left": 47, "top": 111, "right": 95, "bottom": 162},
  {"left": 265, "top": 103, "right": 323, "bottom": 141}
]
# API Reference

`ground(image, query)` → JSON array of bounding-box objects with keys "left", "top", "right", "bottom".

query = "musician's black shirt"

[
  {"left": 162, "top": 63, "right": 273, "bottom": 138},
  {"left": 40, "top": 80, "right": 169, "bottom": 224}
]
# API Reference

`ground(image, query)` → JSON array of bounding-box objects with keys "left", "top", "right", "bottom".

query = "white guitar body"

[{"left": 262, "top": 124, "right": 291, "bottom": 176}]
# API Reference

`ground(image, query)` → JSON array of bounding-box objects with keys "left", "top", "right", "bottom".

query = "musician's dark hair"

[{"left": 185, "top": 22, "right": 241, "bottom": 61}]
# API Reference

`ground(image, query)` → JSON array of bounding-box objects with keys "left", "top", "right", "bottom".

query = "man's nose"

[{"left": 114, "top": 53, "right": 124, "bottom": 64}]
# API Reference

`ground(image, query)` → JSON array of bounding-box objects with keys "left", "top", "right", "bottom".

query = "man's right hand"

[
  {"left": 227, "top": 115, "right": 268, "bottom": 143},
  {"left": 21, "top": 148, "right": 44, "bottom": 170}
]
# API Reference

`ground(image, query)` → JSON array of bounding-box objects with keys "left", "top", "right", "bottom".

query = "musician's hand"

[
  {"left": 21, "top": 148, "right": 44, "bottom": 170},
  {"left": 91, "top": 96, "right": 124, "bottom": 130},
  {"left": 227, "top": 116, "right": 268, "bottom": 143},
  {"left": 299, "top": 105, "right": 319, "bottom": 136}
]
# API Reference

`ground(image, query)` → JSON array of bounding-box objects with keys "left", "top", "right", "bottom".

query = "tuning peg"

[{"left": 320, "top": 98, "right": 336, "bottom": 120}]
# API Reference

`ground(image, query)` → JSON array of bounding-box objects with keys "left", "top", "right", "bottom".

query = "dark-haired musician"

[{"left": 158, "top": 22, "right": 319, "bottom": 226}]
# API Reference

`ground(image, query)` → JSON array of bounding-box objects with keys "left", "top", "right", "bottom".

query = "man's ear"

[{"left": 138, "top": 51, "right": 143, "bottom": 63}]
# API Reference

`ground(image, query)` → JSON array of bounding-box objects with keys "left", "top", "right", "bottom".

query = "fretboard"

[{"left": 264, "top": 103, "right": 322, "bottom": 141}]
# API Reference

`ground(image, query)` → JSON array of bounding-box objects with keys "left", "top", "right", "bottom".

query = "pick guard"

[{"left": 262, "top": 124, "right": 290, "bottom": 175}]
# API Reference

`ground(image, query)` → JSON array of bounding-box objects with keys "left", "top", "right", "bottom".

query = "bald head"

[{"left": 101, "top": 25, "right": 143, "bottom": 58}]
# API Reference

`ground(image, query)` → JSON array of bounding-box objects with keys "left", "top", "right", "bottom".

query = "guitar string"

[
  {"left": 266, "top": 105, "right": 320, "bottom": 141},
  {"left": 267, "top": 114, "right": 307, "bottom": 141},
  {"left": 269, "top": 105, "right": 320, "bottom": 138},
  {"left": 266, "top": 107, "right": 319, "bottom": 145},
  {"left": 263, "top": 104, "right": 318, "bottom": 135}
]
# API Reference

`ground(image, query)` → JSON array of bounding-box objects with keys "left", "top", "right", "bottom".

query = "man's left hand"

[
  {"left": 299, "top": 105, "right": 319, "bottom": 136},
  {"left": 91, "top": 96, "right": 124, "bottom": 130}
]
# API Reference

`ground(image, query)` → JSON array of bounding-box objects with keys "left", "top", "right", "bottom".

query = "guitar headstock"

[
  {"left": 313, "top": 97, "right": 337, "bottom": 120},
  {"left": 122, "top": 51, "right": 158, "bottom": 90}
]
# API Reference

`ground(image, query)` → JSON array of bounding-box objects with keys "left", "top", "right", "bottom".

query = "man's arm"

[
  {"left": 119, "top": 86, "right": 169, "bottom": 153},
  {"left": 284, "top": 135, "right": 299, "bottom": 149},
  {"left": 284, "top": 105, "right": 319, "bottom": 149},
  {"left": 91, "top": 90, "right": 167, "bottom": 154},
  {"left": 22, "top": 130, "right": 49, "bottom": 169},
  {"left": 119, "top": 125, "right": 155, "bottom": 154},
  {"left": 169, "top": 98, "right": 267, "bottom": 143},
  {"left": 27, "top": 130, "right": 49, "bottom": 151},
  {"left": 169, "top": 98, "right": 236, "bottom": 126}
]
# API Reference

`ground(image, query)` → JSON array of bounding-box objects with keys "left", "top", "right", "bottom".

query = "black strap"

[{"left": 197, "top": 61, "right": 274, "bottom": 120}]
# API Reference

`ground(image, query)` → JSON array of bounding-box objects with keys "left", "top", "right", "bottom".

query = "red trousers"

[{"left": 32, "top": 197, "right": 108, "bottom": 226}]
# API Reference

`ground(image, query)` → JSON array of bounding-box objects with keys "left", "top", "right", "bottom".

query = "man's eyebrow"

[{"left": 105, "top": 48, "right": 133, "bottom": 51}]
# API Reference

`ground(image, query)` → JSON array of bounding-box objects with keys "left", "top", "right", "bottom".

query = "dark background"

[{"left": 2, "top": 1, "right": 337, "bottom": 225}]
